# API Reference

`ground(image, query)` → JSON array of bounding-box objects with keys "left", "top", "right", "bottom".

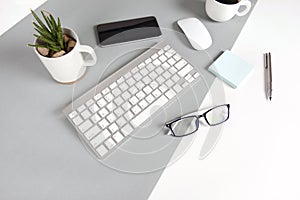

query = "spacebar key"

[{"left": 131, "top": 95, "right": 168, "bottom": 128}]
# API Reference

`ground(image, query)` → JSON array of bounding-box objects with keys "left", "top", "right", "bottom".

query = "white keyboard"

[{"left": 63, "top": 41, "right": 200, "bottom": 159}]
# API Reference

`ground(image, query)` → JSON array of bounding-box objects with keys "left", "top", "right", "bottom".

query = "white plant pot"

[{"left": 34, "top": 28, "right": 97, "bottom": 84}]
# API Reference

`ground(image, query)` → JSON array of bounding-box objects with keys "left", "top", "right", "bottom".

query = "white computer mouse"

[{"left": 177, "top": 17, "right": 212, "bottom": 50}]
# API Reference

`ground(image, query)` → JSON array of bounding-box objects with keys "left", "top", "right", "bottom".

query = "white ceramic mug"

[
  {"left": 205, "top": 0, "right": 252, "bottom": 22},
  {"left": 34, "top": 28, "right": 97, "bottom": 84}
]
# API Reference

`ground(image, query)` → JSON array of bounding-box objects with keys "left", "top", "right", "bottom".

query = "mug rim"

[
  {"left": 213, "top": 0, "right": 241, "bottom": 6},
  {"left": 34, "top": 27, "right": 79, "bottom": 60}
]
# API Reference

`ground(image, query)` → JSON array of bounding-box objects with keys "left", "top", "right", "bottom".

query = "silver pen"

[{"left": 264, "top": 52, "right": 272, "bottom": 101}]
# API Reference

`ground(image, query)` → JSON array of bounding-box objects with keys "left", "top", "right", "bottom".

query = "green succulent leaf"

[{"left": 29, "top": 9, "right": 66, "bottom": 54}]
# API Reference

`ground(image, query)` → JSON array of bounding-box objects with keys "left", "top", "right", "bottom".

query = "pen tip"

[{"left": 269, "top": 97, "right": 272, "bottom": 101}]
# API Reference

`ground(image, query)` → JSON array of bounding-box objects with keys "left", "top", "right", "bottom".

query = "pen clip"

[{"left": 264, "top": 53, "right": 269, "bottom": 69}]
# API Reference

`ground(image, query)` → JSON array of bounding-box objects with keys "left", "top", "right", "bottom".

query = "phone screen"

[{"left": 97, "top": 16, "right": 161, "bottom": 46}]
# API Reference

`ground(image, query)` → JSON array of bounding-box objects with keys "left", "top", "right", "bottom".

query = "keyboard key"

[
  {"left": 163, "top": 71, "right": 171, "bottom": 79},
  {"left": 99, "top": 107, "right": 109, "bottom": 117},
  {"left": 155, "top": 66, "right": 164, "bottom": 74},
  {"left": 94, "top": 93, "right": 102, "bottom": 101},
  {"left": 140, "top": 68, "right": 148, "bottom": 76},
  {"left": 187, "top": 76, "right": 195, "bottom": 83},
  {"left": 114, "top": 107, "right": 124, "bottom": 117},
  {"left": 81, "top": 109, "right": 91, "bottom": 120},
  {"left": 109, "top": 82, "right": 117, "bottom": 89},
  {"left": 161, "top": 62, "right": 170, "bottom": 70},
  {"left": 146, "top": 63, "right": 155, "bottom": 71},
  {"left": 97, "top": 98, "right": 107, "bottom": 108},
  {"left": 124, "top": 111, "right": 134, "bottom": 120},
  {"left": 108, "top": 123, "right": 118, "bottom": 133},
  {"left": 171, "top": 74, "right": 180, "bottom": 82},
  {"left": 151, "top": 53, "right": 158, "bottom": 60},
  {"left": 133, "top": 72, "right": 142, "bottom": 81},
  {"left": 91, "top": 129, "right": 110, "bottom": 147},
  {"left": 68, "top": 111, "right": 78, "bottom": 119},
  {"left": 124, "top": 72, "right": 132, "bottom": 79},
  {"left": 89, "top": 104, "right": 100, "bottom": 113},
  {"left": 121, "top": 124, "right": 134, "bottom": 136},
  {"left": 136, "top": 81, "right": 145, "bottom": 89},
  {"left": 98, "top": 118, "right": 109, "bottom": 129},
  {"left": 129, "top": 96, "right": 139, "bottom": 105},
  {"left": 86, "top": 99, "right": 94, "bottom": 107},
  {"left": 165, "top": 52, "right": 173, "bottom": 58},
  {"left": 138, "top": 99, "right": 148, "bottom": 109},
  {"left": 150, "top": 81, "right": 159, "bottom": 89},
  {"left": 145, "top": 58, "right": 152, "bottom": 64},
  {"left": 143, "top": 85, "right": 152, "bottom": 94},
  {"left": 149, "top": 71, "right": 158, "bottom": 79},
  {"left": 107, "top": 113, "right": 116, "bottom": 123},
  {"left": 77, "top": 105, "right": 86, "bottom": 113},
  {"left": 73, "top": 115, "right": 83, "bottom": 125},
  {"left": 159, "top": 55, "right": 167, "bottom": 63},
  {"left": 131, "top": 105, "right": 141, "bottom": 114},
  {"left": 165, "top": 79, "right": 174, "bottom": 88},
  {"left": 158, "top": 49, "right": 164, "bottom": 55},
  {"left": 119, "top": 82, "right": 129, "bottom": 91},
  {"left": 121, "top": 101, "right": 132, "bottom": 111},
  {"left": 90, "top": 113, "right": 101, "bottom": 123},
  {"left": 129, "top": 86, "right": 138, "bottom": 95},
  {"left": 114, "top": 96, "right": 124, "bottom": 106},
  {"left": 102, "top": 87, "right": 110, "bottom": 95},
  {"left": 167, "top": 58, "right": 176, "bottom": 65},
  {"left": 106, "top": 102, "right": 116, "bottom": 111},
  {"left": 173, "top": 84, "right": 182, "bottom": 93},
  {"left": 153, "top": 59, "right": 162, "bottom": 66},
  {"left": 113, "top": 132, "right": 124, "bottom": 143},
  {"left": 112, "top": 88, "right": 122, "bottom": 97},
  {"left": 163, "top": 45, "right": 171, "bottom": 51},
  {"left": 152, "top": 89, "right": 162, "bottom": 98},
  {"left": 126, "top": 77, "right": 135, "bottom": 86},
  {"left": 136, "top": 91, "right": 146, "bottom": 100},
  {"left": 138, "top": 62, "right": 146, "bottom": 69},
  {"left": 84, "top": 125, "right": 100, "bottom": 140},
  {"left": 131, "top": 95, "right": 168, "bottom": 128},
  {"left": 174, "top": 59, "right": 187, "bottom": 70},
  {"left": 131, "top": 66, "right": 139, "bottom": 74},
  {"left": 185, "top": 74, "right": 192, "bottom": 81},
  {"left": 165, "top": 89, "right": 176, "bottom": 99},
  {"left": 104, "top": 93, "right": 114, "bottom": 102},
  {"left": 193, "top": 72, "right": 200, "bottom": 79},
  {"left": 116, "top": 117, "right": 126, "bottom": 127},
  {"left": 105, "top": 138, "right": 117, "bottom": 149},
  {"left": 145, "top": 94, "right": 155, "bottom": 104},
  {"left": 169, "top": 66, "right": 177, "bottom": 74},
  {"left": 96, "top": 145, "right": 108, "bottom": 157},
  {"left": 117, "top": 77, "right": 124, "bottom": 84},
  {"left": 178, "top": 64, "right": 193, "bottom": 77},
  {"left": 159, "top": 84, "right": 168, "bottom": 93},
  {"left": 173, "top": 54, "right": 181, "bottom": 61},
  {"left": 142, "top": 76, "right": 151, "bottom": 84},
  {"left": 121, "top": 91, "right": 131, "bottom": 100},
  {"left": 156, "top": 76, "right": 165, "bottom": 84},
  {"left": 78, "top": 120, "right": 93, "bottom": 133}
]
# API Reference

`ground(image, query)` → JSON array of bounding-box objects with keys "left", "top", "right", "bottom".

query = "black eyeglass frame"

[{"left": 165, "top": 104, "right": 230, "bottom": 137}]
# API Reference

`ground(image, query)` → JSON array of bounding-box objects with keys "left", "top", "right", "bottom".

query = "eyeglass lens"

[
  {"left": 170, "top": 105, "right": 229, "bottom": 136},
  {"left": 171, "top": 116, "right": 198, "bottom": 136},
  {"left": 205, "top": 105, "right": 229, "bottom": 125}
]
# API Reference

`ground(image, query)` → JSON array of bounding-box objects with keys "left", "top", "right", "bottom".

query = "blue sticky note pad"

[{"left": 208, "top": 50, "right": 253, "bottom": 89}]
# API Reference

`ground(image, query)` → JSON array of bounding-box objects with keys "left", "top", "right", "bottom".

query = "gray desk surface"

[{"left": 0, "top": 0, "right": 256, "bottom": 199}]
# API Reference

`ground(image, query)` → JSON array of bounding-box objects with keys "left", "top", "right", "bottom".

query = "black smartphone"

[{"left": 97, "top": 16, "right": 162, "bottom": 46}]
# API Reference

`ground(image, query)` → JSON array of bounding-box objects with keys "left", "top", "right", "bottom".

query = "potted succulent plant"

[{"left": 28, "top": 10, "right": 97, "bottom": 84}]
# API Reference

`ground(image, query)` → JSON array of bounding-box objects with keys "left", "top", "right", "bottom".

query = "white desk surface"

[
  {"left": 150, "top": 0, "right": 300, "bottom": 199},
  {"left": 2, "top": 0, "right": 300, "bottom": 199}
]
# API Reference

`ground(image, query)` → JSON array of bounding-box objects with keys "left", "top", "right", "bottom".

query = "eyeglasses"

[{"left": 165, "top": 104, "right": 230, "bottom": 137}]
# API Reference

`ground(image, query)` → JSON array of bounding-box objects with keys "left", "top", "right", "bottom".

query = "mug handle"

[
  {"left": 77, "top": 45, "right": 97, "bottom": 66},
  {"left": 236, "top": 0, "right": 252, "bottom": 16}
]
